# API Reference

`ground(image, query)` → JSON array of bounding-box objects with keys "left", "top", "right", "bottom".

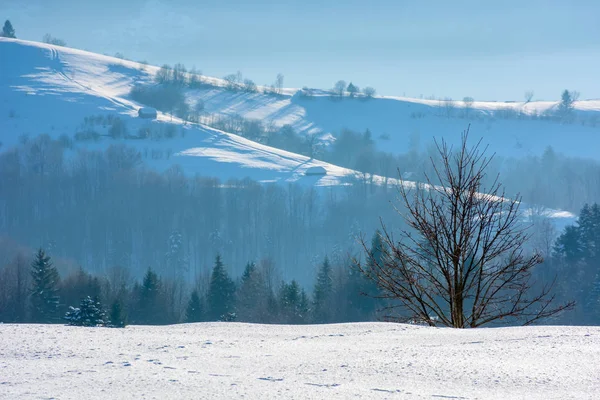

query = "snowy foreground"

[{"left": 1, "top": 323, "right": 599, "bottom": 399}]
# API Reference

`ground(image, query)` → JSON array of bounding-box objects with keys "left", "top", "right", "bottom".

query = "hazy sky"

[{"left": 2, "top": 0, "right": 599, "bottom": 100}]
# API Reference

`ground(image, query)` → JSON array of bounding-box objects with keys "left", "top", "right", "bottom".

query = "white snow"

[
  {"left": 0, "top": 322, "right": 598, "bottom": 399},
  {"left": 3, "top": 37, "right": 600, "bottom": 174},
  {"left": 0, "top": 38, "right": 358, "bottom": 186}
]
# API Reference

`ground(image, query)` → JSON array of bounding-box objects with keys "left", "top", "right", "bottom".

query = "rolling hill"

[{"left": 0, "top": 37, "right": 584, "bottom": 227}]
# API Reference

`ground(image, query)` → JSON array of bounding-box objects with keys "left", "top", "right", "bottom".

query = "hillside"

[
  {"left": 190, "top": 88, "right": 600, "bottom": 161},
  {"left": 3, "top": 38, "right": 600, "bottom": 170},
  {"left": 1, "top": 322, "right": 598, "bottom": 399},
  {"left": 0, "top": 38, "right": 357, "bottom": 186},
  {"left": 0, "top": 38, "right": 580, "bottom": 227}
]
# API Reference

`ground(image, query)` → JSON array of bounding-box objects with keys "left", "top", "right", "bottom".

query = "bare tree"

[
  {"left": 242, "top": 79, "right": 257, "bottom": 93},
  {"left": 463, "top": 96, "right": 474, "bottom": 119},
  {"left": 172, "top": 63, "right": 187, "bottom": 86},
  {"left": 333, "top": 80, "right": 347, "bottom": 98},
  {"left": 223, "top": 74, "right": 238, "bottom": 91},
  {"left": 442, "top": 97, "right": 456, "bottom": 119},
  {"left": 42, "top": 33, "right": 66, "bottom": 47},
  {"left": 359, "top": 128, "right": 573, "bottom": 328},
  {"left": 362, "top": 86, "right": 376, "bottom": 99},
  {"left": 524, "top": 90, "right": 534, "bottom": 104},
  {"left": 275, "top": 73, "right": 284, "bottom": 95},
  {"left": 188, "top": 67, "right": 203, "bottom": 88},
  {"left": 305, "top": 132, "right": 324, "bottom": 159}
]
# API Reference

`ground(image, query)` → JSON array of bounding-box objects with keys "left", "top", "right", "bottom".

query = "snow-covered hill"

[
  {"left": 3, "top": 37, "right": 600, "bottom": 172},
  {"left": 0, "top": 322, "right": 598, "bottom": 399},
  {"left": 0, "top": 38, "right": 580, "bottom": 226},
  {"left": 191, "top": 88, "right": 600, "bottom": 161},
  {"left": 0, "top": 38, "right": 358, "bottom": 186}
]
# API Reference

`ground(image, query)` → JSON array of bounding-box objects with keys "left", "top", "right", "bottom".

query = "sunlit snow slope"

[
  {"left": 0, "top": 322, "right": 598, "bottom": 399},
  {"left": 0, "top": 38, "right": 357, "bottom": 186}
]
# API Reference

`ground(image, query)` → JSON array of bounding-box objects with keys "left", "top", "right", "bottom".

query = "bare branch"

[{"left": 358, "top": 126, "right": 573, "bottom": 328}]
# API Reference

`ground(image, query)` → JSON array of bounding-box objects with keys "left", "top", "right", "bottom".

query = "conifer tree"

[
  {"left": 312, "top": 256, "right": 333, "bottom": 323},
  {"left": 347, "top": 232, "right": 384, "bottom": 321},
  {"left": 241, "top": 261, "right": 256, "bottom": 283},
  {"left": 185, "top": 289, "right": 204, "bottom": 322},
  {"left": 136, "top": 268, "right": 163, "bottom": 324},
  {"left": 279, "top": 280, "right": 309, "bottom": 324},
  {"left": 109, "top": 299, "right": 127, "bottom": 328},
  {"left": 554, "top": 203, "right": 600, "bottom": 264},
  {"left": 30, "top": 249, "right": 60, "bottom": 323},
  {"left": 207, "top": 255, "right": 236, "bottom": 321},
  {"left": 554, "top": 203, "right": 600, "bottom": 321},
  {"left": 347, "top": 82, "right": 359, "bottom": 98},
  {"left": 579, "top": 203, "right": 600, "bottom": 262},
  {"left": 236, "top": 261, "right": 269, "bottom": 322},
  {"left": 64, "top": 296, "right": 106, "bottom": 327},
  {"left": 298, "top": 288, "right": 310, "bottom": 322},
  {"left": 557, "top": 89, "right": 578, "bottom": 120},
  {"left": 2, "top": 20, "right": 16, "bottom": 38}
]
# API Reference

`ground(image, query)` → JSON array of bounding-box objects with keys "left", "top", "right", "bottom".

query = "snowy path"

[{"left": 0, "top": 323, "right": 598, "bottom": 399}]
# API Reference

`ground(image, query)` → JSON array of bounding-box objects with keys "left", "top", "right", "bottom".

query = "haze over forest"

[{"left": 0, "top": 3, "right": 599, "bottom": 398}]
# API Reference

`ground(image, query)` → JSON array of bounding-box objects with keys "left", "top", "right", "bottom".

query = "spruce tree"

[
  {"left": 237, "top": 261, "right": 269, "bottom": 322},
  {"left": 30, "top": 249, "right": 60, "bottom": 323},
  {"left": 279, "top": 280, "right": 309, "bottom": 324},
  {"left": 207, "top": 255, "right": 236, "bottom": 321},
  {"left": 64, "top": 296, "right": 106, "bottom": 327},
  {"left": 298, "top": 288, "right": 310, "bottom": 323},
  {"left": 241, "top": 261, "right": 256, "bottom": 283},
  {"left": 109, "top": 299, "right": 127, "bottom": 328},
  {"left": 136, "top": 268, "right": 162, "bottom": 324},
  {"left": 2, "top": 20, "right": 16, "bottom": 38},
  {"left": 312, "top": 257, "right": 333, "bottom": 323},
  {"left": 554, "top": 203, "right": 600, "bottom": 264},
  {"left": 553, "top": 225, "right": 583, "bottom": 263},
  {"left": 185, "top": 289, "right": 204, "bottom": 322},
  {"left": 347, "top": 82, "right": 359, "bottom": 98},
  {"left": 557, "top": 89, "right": 576, "bottom": 119},
  {"left": 579, "top": 203, "right": 600, "bottom": 262}
]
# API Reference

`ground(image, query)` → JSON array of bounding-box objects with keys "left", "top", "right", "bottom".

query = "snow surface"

[
  {"left": 0, "top": 38, "right": 358, "bottom": 186},
  {"left": 0, "top": 322, "right": 598, "bottom": 399}
]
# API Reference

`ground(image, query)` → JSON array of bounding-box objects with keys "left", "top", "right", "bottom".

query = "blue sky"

[{"left": 2, "top": 0, "right": 599, "bottom": 100}]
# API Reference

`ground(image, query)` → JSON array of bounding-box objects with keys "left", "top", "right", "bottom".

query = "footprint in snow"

[
  {"left": 258, "top": 377, "right": 284, "bottom": 382},
  {"left": 305, "top": 383, "right": 340, "bottom": 388}
]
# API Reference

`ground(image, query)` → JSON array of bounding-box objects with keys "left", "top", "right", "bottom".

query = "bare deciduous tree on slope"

[{"left": 360, "top": 127, "right": 574, "bottom": 328}]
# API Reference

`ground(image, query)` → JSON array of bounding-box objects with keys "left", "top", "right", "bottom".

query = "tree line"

[
  {"left": 2, "top": 132, "right": 595, "bottom": 327},
  {"left": 0, "top": 134, "right": 399, "bottom": 286},
  {"left": 0, "top": 235, "right": 385, "bottom": 326}
]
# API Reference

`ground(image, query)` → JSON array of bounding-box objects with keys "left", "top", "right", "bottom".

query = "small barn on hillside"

[
  {"left": 138, "top": 107, "right": 157, "bottom": 119},
  {"left": 304, "top": 166, "right": 327, "bottom": 176}
]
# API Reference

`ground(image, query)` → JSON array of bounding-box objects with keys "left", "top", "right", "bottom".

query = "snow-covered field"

[{"left": 0, "top": 322, "right": 598, "bottom": 399}]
